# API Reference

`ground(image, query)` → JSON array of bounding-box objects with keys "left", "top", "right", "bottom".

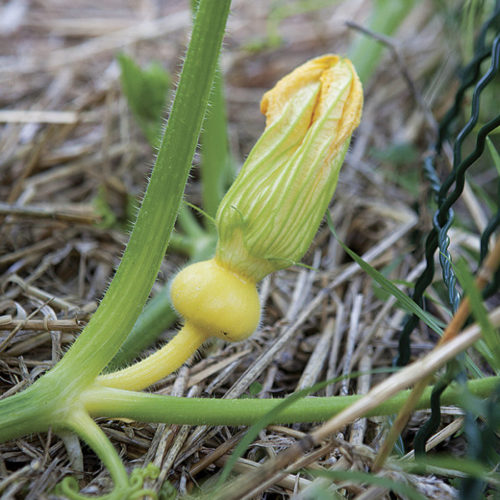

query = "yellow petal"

[{"left": 261, "top": 55, "right": 340, "bottom": 127}]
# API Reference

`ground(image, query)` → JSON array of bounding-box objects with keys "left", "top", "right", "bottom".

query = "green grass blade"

[
  {"left": 327, "top": 213, "right": 443, "bottom": 335},
  {"left": 454, "top": 258, "right": 500, "bottom": 372},
  {"left": 215, "top": 368, "right": 395, "bottom": 489},
  {"left": 328, "top": 219, "right": 488, "bottom": 378},
  {"left": 486, "top": 137, "right": 500, "bottom": 176}
]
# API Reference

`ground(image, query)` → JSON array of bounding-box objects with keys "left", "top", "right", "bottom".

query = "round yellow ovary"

[{"left": 170, "top": 259, "right": 260, "bottom": 342}]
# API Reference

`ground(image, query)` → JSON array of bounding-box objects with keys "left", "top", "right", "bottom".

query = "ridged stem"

[{"left": 83, "top": 376, "right": 499, "bottom": 426}]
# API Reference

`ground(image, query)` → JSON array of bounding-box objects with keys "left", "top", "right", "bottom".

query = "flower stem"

[
  {"left": 96, "top": 323, "right": 207, "bottom": 391},
  {"left": 83, "top": 376, "right": 499, "bottom": 426}
]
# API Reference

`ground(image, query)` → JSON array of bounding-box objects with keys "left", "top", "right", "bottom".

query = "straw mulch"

[{"left": 0, "top": 1, "right": 477, "bottom": 498}]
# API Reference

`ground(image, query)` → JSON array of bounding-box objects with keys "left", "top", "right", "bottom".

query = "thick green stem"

[
  {"left": 44, "top": 0, "right": 232, "bottom": 385},
  {"left": 83, "top": 376, "right": 499, "bottom": 426},
  {"left": 0, "top": 0, "right": 231, "bottom": 447},
  {"left": 0, "top": 385, "right": 62, "bottom": 442}
]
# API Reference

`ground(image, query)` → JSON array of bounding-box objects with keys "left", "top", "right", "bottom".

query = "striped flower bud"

[{"left": 215, "top": 55, "right": 363, "bottom": 282}]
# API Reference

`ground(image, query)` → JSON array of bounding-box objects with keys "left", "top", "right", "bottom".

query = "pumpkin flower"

[
  {"left": 216, "top": 54, "right": 363, "bottom": 281},
  {"left": 96, "top": 55, "right": 362, "bottom": 391}
]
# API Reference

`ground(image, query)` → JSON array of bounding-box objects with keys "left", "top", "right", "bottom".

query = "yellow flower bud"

[{"left": 215, "top": 55, "right": 363, "bottom": 281}]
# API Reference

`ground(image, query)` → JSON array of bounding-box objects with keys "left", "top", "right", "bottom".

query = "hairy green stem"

[
  {"left": 107, "top": 0, "right": 228, "bottom": 369},
  {"left": 46, "top": 0, "right": 232, "bottom": 385},
  {"left": 0, "top": 385, "right": 61, "bottom": 442},
  {"left": 83, "top": 376, "right": 499, "bottom": 426}
]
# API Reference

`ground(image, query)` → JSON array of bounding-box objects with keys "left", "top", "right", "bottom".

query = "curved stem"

[
  {"left": 61, "top": 409, "right": 129, "bottom": 499},
  {"left": 56, "top": 408, "right": 133, "bottom": 500},
  {"left": 82, "top": 376, "right": 499, "bottom": 426},
  {"left": 96, "top": 323, "right": 207, "bottom": 391},
  {"left": 47, "top": 0, "right": 232, "bottom": 386}
]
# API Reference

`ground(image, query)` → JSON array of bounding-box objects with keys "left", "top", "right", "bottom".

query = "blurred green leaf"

[
  {"left": 348, "top": 0, "right": 417, "bottom": 83},
  {"left": 372, "top": 142, "right": 419, "bottom": 165},
  {"left": 248, "top": 381, "right": 263, "bottom": 396},
  {"left": 92, "top": 185, "right": 137, "bottom": 231},
  {"left": 453, "top": 258, "right": 500, "bottom": 372},
  {"left": 402, "top": 454, "right": 500, "bottom": 487},
  {"left": 486, "top": 137, "right": 500, "bottom": 176},
  {"left": 372, "top": 143, "right": 420, "bottom": 197},
  {"left": 118, "top": 53, "right": 170, "bottom": 147}
]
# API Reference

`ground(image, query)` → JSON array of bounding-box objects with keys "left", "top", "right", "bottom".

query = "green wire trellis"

[{"left": 393, "top": 4, "right": 500, "bottom": 454}]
